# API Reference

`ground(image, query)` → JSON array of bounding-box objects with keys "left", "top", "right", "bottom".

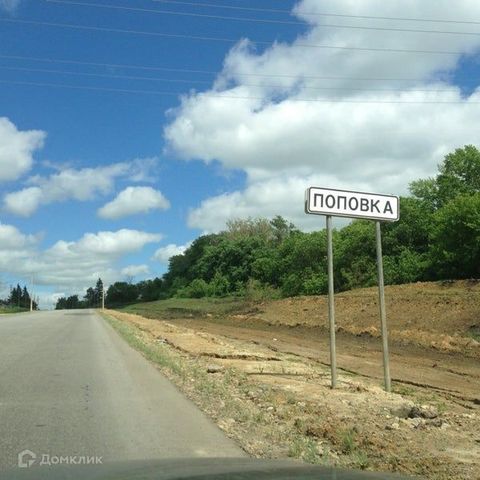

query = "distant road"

[{"left": 0, "top": 310, "right": 244, "bottom": 470}]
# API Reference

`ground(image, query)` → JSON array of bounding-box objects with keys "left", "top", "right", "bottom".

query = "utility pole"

[
  {"left": 30, "top": 275, "right": 34, "bottom": 312},
  {"left": 102, "top": 284, "right": 105, "bottom": 310}
]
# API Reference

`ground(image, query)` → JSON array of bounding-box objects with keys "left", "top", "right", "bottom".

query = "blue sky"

[{"left": 1, "top": 0, "right": 480, "bottom": 307}]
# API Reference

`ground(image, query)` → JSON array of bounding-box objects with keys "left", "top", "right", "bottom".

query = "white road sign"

[{"left": 305, "top": 187, "right": 399, "bottom": 222}]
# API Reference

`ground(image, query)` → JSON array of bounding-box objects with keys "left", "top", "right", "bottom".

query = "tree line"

[
  {"left": 55, "top": 279, "right": 104, "bottom": 310},
  {"left": 56, "top": 145, "right": 480, "bottom": 308},
  {"left": 0, "top": 284, "right": 38, "bottom": 311}
]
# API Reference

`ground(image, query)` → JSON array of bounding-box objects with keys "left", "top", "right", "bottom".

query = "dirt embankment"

[
  {"left": 153, "top": 281, "right": 480, "bottom": 406},
  {"left": 240, "top": 281, "right": 480, "bottom": 358},
  {"left": 105, "top": 305, "right": 480, "bottom": 480}
]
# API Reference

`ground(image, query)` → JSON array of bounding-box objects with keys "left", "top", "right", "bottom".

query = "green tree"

[
  {"left": 269, "top": 215, "right": 298, "bottom": 244},
  {"left": 410, "top": 145, "right": 480, "bottom": 209},
  {"left": 208, "top": 271, "right": 231, "bottom": 297},
  {"left": 8, "top": 284, "right": 24, "bottom": 308},
  {"left": 409, "top": 178, "right": 439, "bottom": 210},
  {"left": 22, "top": 286, "right": 30, "bottom": 308},
  {"left": 335, "top": 221, "right": 377, "bottom": 291},
  {"left": 84, "top": 287, "right": 96, "bottom": 307},
  {"left": 94, "top": 278, "right": 104, "bottom": 305},
  {"left": 177, "top": 278, "right": 209, "bottom": 298},
  {"left": 55, "top": 297, "right": 67, "bottom": 310},
  {"left": 278, "top": 231, "right": 327, "bottom": 296},
  {"left": 430, "top": 193, "right": 480, "bottom": 278},
  {"left": 383, "top": 197, "right": 434, "bottom": 256},
  {"left": 383, "top": 249, "right": 429, "bottom": 285},
  {"left": 225, "top": 218, "right": 273, "bottom": 242},
  {"left": 105, "top": 282, "right": 139, "bottom": 306},
  {"left": 436, "top": 145, "right": 480, "bottom": 206},
  {"left": 137, "top": 278, "right": 166, "bottom": 302}
]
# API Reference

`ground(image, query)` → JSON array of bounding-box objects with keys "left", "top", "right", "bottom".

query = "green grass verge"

[
  {"left": 118, "top": 297, "right": 249, "bottom": 320},
  {"left": 102, "top": 312, "right": 185, "bottom": 376},
  {"left": 0, "top": 306, "right": 29, "bottom": 314}
]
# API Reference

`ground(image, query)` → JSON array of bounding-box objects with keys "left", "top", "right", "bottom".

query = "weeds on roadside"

[
  {"left": 392, "top": 384, "right": 415, "bottom": 396},
  {"left": 103, "top": 312, "right": 370, "bottom": 472},
  {"left": 341, "top": 429, "right": 356, "bottom": 454},
  {"left": 340, "top": 429, "right": 371, "bottom": 470}
]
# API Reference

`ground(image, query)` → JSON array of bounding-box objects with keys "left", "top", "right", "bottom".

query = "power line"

[
  {"left": 46, "top": 0, "right": 305, "bottom": 26},
  {"left": 0, "top": 54, "right": 445, "bottom": 82},
  {"left": 0, "top": 54, "right": 219, "bottom": 76},
  {"left": 0, "top": 18, "right": 466, "bottom": 55},
  {"left": 0, "top": 65, "right": 212, "bottom": 84},
  {"left": 151, "top": 0, "right": 480, "bottom": 26},
  {"left": 46, "top": 0, "right": 480, "bottom": 37},
  {"left": 1, "top": 79, "right": 477, "bottom": 103},
  {"left": 0, "top": 17, "right": 250, "bottom": 44},
  {"left": 0, "top": 65, "right": 464, "bottom": 94}
]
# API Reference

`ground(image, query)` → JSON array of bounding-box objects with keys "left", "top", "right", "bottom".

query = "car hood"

[{"left": 4, "top": 457, "right": 419, "bottom": 480}]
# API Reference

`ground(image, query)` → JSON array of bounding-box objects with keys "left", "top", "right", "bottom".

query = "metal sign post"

[
  {"left": 326, "top": 215, "right": 337, "bottom": 388},
  {"left": 305, "top": 186, "right": 399, "bottom": 392},
  {"left": 375, "top": 221, "right": 391, "bottom": 392}
]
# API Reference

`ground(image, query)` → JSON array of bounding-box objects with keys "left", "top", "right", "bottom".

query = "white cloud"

[
  {"left": 128, "top": 157, "right": 160, "bottom": 182},
  {"left": 188, "top": 174, "right": 366, "bottom": 233},
  {"left": 164, "top": 0, "right": 480, "bottom": 232},
  {"left": 49, "top": 229, "right": 163, "bottom": 257},
  {"left": 121, "top": 264, "right": 150, "bottom": 278},
  {"left": 153, "top": 242, "right": 191, "bottom": 264},
  {"left": 0, "top": 222, "right": 37, "bottom": 249},
  {"left": 0, "top": 117, "right": 45, "bottom": 182},
  {"left": 3, "top": 187, "right": 43, "bottom": 217},
  {"left": 168, "top": 89, "right": 479, "bottom": 180},
  {"left": 98, "top": 186, "right": 170, "bottom": 220},
  {"left": 3, "top": 158, "right": 159, "bottom": 217},
  {"left": 0, "top": 226, "right": 163, "bottom": 298}
]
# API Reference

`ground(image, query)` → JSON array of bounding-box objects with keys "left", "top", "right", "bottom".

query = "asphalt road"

[{"left": 0, "top": 310, "right": 244, "bottom": 471}]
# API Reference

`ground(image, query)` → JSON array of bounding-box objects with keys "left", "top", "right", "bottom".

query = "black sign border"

[{"left": 305, "top": 186, "right": 400, "bottom": 222}]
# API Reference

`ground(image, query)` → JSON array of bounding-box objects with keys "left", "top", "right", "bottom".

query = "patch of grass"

[
  {"left": 0, "top": 306, "right": 29, "bottom": 314},
  {"left": 287, "top": 436, "right": 304, "bottom": 458},
  {"left": 339, "top": 429, "right": 371, "bottom": 470},
  {"left": 392, "top": 384, "right": 416, "bottom": 396},
  {"left": 285, "top": 392, "right": 297, "bottom": 405},
  {"left": 119, "top": 297, "right": 249, "bottom": 320},
  {"left": 350, "top": 450, "right": 370, "bottom": 470},
  {"left": 303, "top": 438, "right": 323, "bottom": 464},
  {"left": 466, "top": 331, "right": 480, "bottom": 342},
  {"left": 340, "top": 429, "right": 356, "bottom": 454},
  {"left": 288, "top": 436, "right": 324, "bottom": 464},
  {"left": 412, "top": 391, "right": 444, "bottom": 408},
  {"left": 435, "top": 401, "right": 448, "bottom": 415},
  {"left": 105, "top": 314, "right": 185, "bottom": 376}
]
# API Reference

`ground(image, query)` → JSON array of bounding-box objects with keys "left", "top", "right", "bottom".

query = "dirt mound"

[{"left": 245, "top": 281, "right": 480, "bottom": 357}]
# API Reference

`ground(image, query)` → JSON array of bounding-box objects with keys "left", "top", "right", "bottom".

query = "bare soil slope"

[
  {"left": 245, "top": 280, "right": 480, "bottom": 357},
  {"left": 106, "top": 306, "right": 480, "bottom": 480},
  {"left": 113, "top": 280, "right": 480, "bottom": 479}
]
